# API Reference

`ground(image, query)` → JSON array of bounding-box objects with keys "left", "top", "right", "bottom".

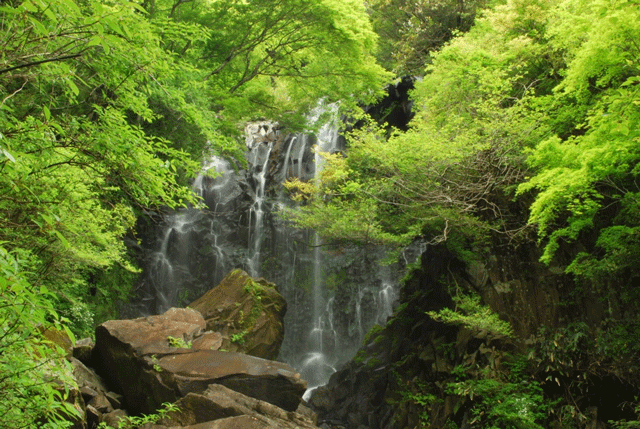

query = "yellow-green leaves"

[
  {"left": 0, "top": 246, "right": 82, "bottom": 428},
  {"left": 519, "top": 0, "right": 640, "bottom": 268},
  {"left": 428, "top": 293, "right": 514, "bottom": 337}
]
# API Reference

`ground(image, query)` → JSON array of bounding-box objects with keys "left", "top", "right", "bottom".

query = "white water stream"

[{"left": 135, "top": 107, "right": 403, "bottom": 394}]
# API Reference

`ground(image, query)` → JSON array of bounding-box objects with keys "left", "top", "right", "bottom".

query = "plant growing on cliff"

[
  {"left": 448, "top": 377, "right": 547, "bottom": 429},
  {"left": 231, "top": 280, "right": 266, "bottom": 345},
  {"left": 427, "top": 294, "right": 514, "bottom": 337},
  {"left": 447, "top": 360, "right": 550, "bottom": 429}
]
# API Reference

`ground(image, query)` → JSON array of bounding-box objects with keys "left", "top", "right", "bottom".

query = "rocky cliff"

[{"left": 309, "top": 237, "right": 640, "bottom": 429}]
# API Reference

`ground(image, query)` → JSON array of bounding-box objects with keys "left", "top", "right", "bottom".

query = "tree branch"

[{"left": 0, "top": 53, "right": 83, "bottom": 76}]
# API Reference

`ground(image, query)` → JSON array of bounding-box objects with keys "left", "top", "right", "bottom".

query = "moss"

[
  {"left": 363, "top": 323, "right": 385, "bottom": 345},
  {"left": 231, "top": 278, "right": 265, "bottom": 345},
  {"left": 354, "top": 349, "right": 368, "bottom": 365},
  {"left": 367, "top": 356, "right": 382, "bottom": 368},
  {"left": 167, "top": 336, "right": 191, "bottom": 348}
]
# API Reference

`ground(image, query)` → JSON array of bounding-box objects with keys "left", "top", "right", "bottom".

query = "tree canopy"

[
  {"left": 0, "top": 0, "right": 388, "bottom": 425},
  {"left": 366, "top": 0, "right": 487, "bottom": 74},
  {"left": 286, "top": 0, "right": 640, "bottom": 285}
]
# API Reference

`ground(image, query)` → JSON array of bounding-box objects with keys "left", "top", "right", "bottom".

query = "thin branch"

[{"left": 0, "top": 52, "right": 83, "bottom": 75}]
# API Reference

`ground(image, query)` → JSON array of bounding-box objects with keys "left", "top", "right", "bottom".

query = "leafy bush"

[
  {"left": 0, "top": 246, "right": 82, "bottom": 428},
  {"left": 448, "top": 364, "right": 550, "bottom": 429}
]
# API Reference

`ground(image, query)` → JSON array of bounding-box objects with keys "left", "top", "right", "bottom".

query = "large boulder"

[
  {"left": 94, "top": 307, "right": 306, "bottom": 415},
  {"left": 188, "top": 269, "right": 286, "bottom": 360},
  {"left": 160, "top": 384, "right": 317, "bottom": 428}
]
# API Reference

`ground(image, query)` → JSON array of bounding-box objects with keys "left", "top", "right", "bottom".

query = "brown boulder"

[
  {"left": 172, "top": 416, "right": 280, "bottom": 429},
  {"left": 188, "top": 269, "right": 286, "bottom": 360},
  {"left": 162, "top": 384, "right": 317, "bottom": 429},
  {"left": 98, "top": 307, "right": 206, "bottom": 356},
  {"left": 94, "top": 307, "right": 306, "bottom": 415}
]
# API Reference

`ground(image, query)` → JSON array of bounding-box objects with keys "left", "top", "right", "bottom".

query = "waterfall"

[
  {"left": 132, "top": 107, "right": 409, "bottom": 393},
  {"left": 246, "top": 136, "right": 274, "bottom": 277}
]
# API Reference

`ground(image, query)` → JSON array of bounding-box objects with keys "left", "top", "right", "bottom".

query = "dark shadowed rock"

[
  {"left": 85, "top": 405, "right": 101, "bottom": 429},
  {"left": 94, "top": 307, "right": 306, "bottom": 415},
  {"left": 102, "top": 409, "right": 128, "bottom": 428},
  {"left": 151, "top": 350, "right": 307, "bottom": 412},
  {"left": 188, "top": 269, "right": 286, "bottom": 360},
  {"left": 73, "top": 337, "right": 94, "bottom": 364},
  {"left": 72, "top": 357, "right": 109, "bottom": 394},
  {"left": 88, "top": 392, "right": 113, "bottom": 414}
]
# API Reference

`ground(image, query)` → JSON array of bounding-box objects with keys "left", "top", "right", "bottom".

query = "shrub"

[{"left": 0, "top": 246, "right": 82, "bottom": 428}]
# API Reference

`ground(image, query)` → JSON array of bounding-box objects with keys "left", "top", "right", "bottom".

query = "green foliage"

[
  {"left": 367, "top": 0, "right": 487, "bottom": 74},
  {"left": 0, "top": 246, "right": 82, "bottom": 428},
  {"left": 97, "top": 402, "right": 179, "bottom": 429},
  {"left": 389, "top": 372, "right": 440, "bottom": 429},
  {"left": 362, "top": 323, "right": 385, "bottom": 345},
  {"left": 286, "top": 0, "right": 640, "bottom": 308},
  {"left": 0, "top": 0, "right": 203, "bottom": 337},
  {"left": 143, "top": 0, "right": 391, "bottom": 134},
  {"left": 230, "top": 331, "right": 248, "bottom": 345},
  {"left": 167, "top": 336, "right": 191, "bottom": 349},
  {"left": 150, "top": 355, "right": 163, "bottom": 372},
  {"left": 283, "top": 0, "right": 552, "bottom": 257},
  {"left": 0, "top": 0, "right": 390, "bottom": 342},
  {"left": 448, "top": 355, "right": 551, "bottom": 429},
  {"left": 448, "top": 373, "right": 548, "bottom": 429},
  {"left": 428, "top": 294, "right": 514, "bottom": 337},
  {"left": 610, "top": 402, "right": 640, "bottom": 429},
  {"left": 516, "top": 0, "right": 640, "bottom": 278},
  {"left": 524, "top": 322, "right": 640, "bottom": 427},
  {"left": 530, "top": 321, "right": 640, "bottom": 386}
]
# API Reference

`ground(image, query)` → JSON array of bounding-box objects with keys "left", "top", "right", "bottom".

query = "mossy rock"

[{"left": 188, "top": 269, "right": 287, "bottom": 360}]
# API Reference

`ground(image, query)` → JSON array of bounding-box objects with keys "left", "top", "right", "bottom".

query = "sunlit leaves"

[
  {"left": 519, "top": 0, "right": 640, "bottom": 270},
  {"left": 285, "top": 0, "right": 554, "bottom": 255},
  {"left": 0, "top": 246, "right": 82, "bottom": 428},
  {"left": 367, "top": 0, "right": 487, "bottom": 74}
]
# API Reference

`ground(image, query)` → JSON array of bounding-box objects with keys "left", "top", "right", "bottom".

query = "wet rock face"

[
  {"left": 359, "top": 76, "right": 415, "bottom": 131},
  {"left": 129, "top": 117, "right": 409, "bottom": 396},
  {"left": 93, "top": 307, "right": 306, "bottom": 415},
  {"left": 308, "top": 238, "right": 634, "bottom": 429},
  {"left": 189, "top": 269, "right": 287, "bottom": 360},
  {"left": 309, "top": 247, "right": 459, "bottom": 429}
]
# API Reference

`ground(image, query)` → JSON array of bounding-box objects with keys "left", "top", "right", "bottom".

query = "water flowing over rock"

[
  {"left": 94, "top": 307, "right": 306, "bottom": 415},
  {"left": 130, "top": 106, "right": 413, "bottom": 394}
]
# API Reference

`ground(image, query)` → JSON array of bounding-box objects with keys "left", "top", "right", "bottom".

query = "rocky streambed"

[{"left": 62, "top": 269, "right": 319, "bottom": 429}]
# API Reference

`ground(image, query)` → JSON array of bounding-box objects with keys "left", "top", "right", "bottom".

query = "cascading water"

[
  {"left": 245, "top": 122, "right": 276, "bottom": 277},
  {"left": 130, "top": 153, "right": 242, "bottom": 316},
  {"left": 296, "top": 105, "right": 345, "bottom": 392},
  {"left": 132, "top": 107, "right": 411, "bottom": 393}
]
